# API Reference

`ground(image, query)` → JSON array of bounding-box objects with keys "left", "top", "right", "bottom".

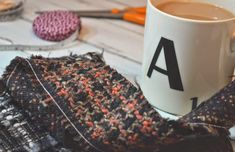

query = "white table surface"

[{"left": 0, "top": 0, "right": 234, "bottom": 150}]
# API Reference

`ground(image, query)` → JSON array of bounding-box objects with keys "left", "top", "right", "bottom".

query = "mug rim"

[{"left": 148, "top": 0, "right": 235, "bottom": 24}]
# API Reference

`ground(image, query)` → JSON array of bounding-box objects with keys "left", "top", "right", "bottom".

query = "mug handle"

[
  {"left": 231, "top": 33, "right": 235, "bottom": 52},
  {"left": 230, "top": 33, "right": 235, "bottom": 81}
]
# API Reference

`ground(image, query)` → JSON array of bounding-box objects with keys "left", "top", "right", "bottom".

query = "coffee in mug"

[
  {"left": 141, "top": 0, "right": 235, "bottom": 115},
  {"left": 156, "top": 1, "right": 235, "bottom": 21}
]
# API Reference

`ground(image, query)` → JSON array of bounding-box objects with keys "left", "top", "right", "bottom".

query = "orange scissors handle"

[
  {"left": 111, "top": 6, "right": 146, "bottom": 25},
  {"left": 123, "top": 12, "right": 145, "bottom": 25},
  {"left": 126, "top": 7, "right": 146, "bottom": 14},
  {"left": 111, "top": 6, "right": 146, "bottom": 14}
]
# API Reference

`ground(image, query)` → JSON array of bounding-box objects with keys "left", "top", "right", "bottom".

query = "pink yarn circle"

[{"left": 33, "top": 11, "right": 80, "bottom": 42}]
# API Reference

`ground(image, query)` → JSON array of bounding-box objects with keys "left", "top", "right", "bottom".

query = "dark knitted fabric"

[
  {"left": 0, "top": 90, "right": 70, "bottom": 152},
  {"left": 180, "top": 80, "right": 235, "bottom": 129},
  {"left": 0, "top": 52, "right": 234, "bottom": 152}
]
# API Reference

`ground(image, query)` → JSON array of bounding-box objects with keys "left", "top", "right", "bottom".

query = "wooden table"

[
  {"left": 0, "top": 0, "right": 145, "bottom": 76},
  {"left": 0, "top": 0, "right": 234, "bottom": 150}
]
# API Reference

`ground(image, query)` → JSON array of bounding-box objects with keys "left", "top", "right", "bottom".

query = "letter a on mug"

[{"left": 147, "top": 37, "right": 184, "bottom": 91}]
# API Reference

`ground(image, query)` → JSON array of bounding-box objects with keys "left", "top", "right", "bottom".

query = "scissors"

[{"left": 36, "top": 6, "right": 146, "bottom": 26}]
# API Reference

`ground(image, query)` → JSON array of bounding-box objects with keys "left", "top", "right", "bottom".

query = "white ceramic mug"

[{"left": 141, "top": 0, "right": 235, "bottom": 115}]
